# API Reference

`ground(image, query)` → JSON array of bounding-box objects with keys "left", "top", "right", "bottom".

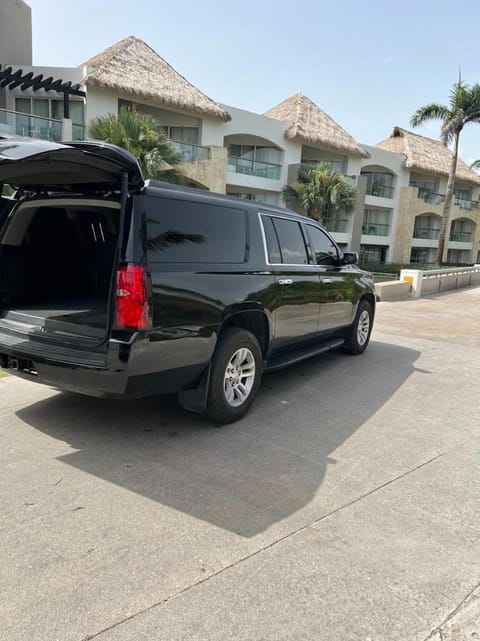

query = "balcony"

[
  {"left": 0, "top": 108, "right": 85, "bottom": 141},
  {"left": 365, "top": 183, "right": 394, "bottom": 198},
  {"left": 417, "top": 187, "right": 444, "bottom": 205},
  {"left": 449, "top": 230, "right": 472, "bottom": 242},
  {"left": 0, "top": 107, "right": 62, "bottom": 141},
  {"left": 362, "top": 222, "right": 390, "bottom": 237},
  {"left": 415, "top": 186, "right": 480, "bottom": 211},
  {"left": 454, "top": 196, "right": 480, "bottom": 211},
  {"left": 320, "top": 217, "right": 348, "bottom": 233},
  {"left": 169, "top": 139, "right": 209, "bottom": 162},
  {"left": 228, "top": 155, "right": 281, "bottom": 180},
  {"left": 414, "top": 227, "right": 440, "bottom": 240}
]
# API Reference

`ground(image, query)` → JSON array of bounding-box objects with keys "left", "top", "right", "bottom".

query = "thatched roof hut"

[
  {"left": 376, "top": 126, "right": 480, "bottom": 185},
  {"left": 264, "top": 93, "right": 369, "bottom": 158},
  {"left": 82, "top": 36, "right": 231, "bottom": 121}
]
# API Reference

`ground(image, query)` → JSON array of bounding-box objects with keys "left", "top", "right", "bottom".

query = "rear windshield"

[{"left": 146, "top": 196, "right": 247, "bottom": 263}]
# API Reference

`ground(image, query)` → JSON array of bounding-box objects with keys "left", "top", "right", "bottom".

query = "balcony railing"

[
  {"left": 362, "top": 222, "right": 390, "bottom": 237},
  {"left": 228, "top": 155, "right": 281, "bottom": 180},
  {"left": 0, "top": 107, "right": 62, "bottom": 141},
  {"left": 365, "top": 183, "right": 394, "bottom": 198},
  {"left": 449, "top": 230, "right": 472, "bottom": 242},
  {"left": 320, "top": 217, "right": 348, "bottom": 233},
  {"left": 0, "top": 108, "right": 85, "bottom": 141},
  {"left": 417, "top": 187, "right": 445, "bottom": 205},
  {"left": 415, "top": 186, "right": 480, "bottom": 210},
  {"left": 454, "top": 196, "right": 480, "bottom": 210},
  {"left": 413, "top": 227, "right": 440, "bottom": 240},
  {"left": 169, "top": 139, "right": 209, "bottom": 162}
]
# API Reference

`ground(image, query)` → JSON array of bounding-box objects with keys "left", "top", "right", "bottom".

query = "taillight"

[{"left": 115, "top": 265, "right": 151, "bottom": 330}]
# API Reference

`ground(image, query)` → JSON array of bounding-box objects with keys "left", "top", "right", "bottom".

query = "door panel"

[
  {"left": 317, "top": 267, "right": 356, "bottom": 331},
  {"left": 271, "top": 266, "right": 321, "bottom": 348},
  {"left": 304, "top": 223, "right": 355, "bottom": 332}
]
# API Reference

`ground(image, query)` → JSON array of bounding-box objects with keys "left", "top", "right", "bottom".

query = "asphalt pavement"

[{"left": 1, "top": 287, "right": 479, "bottom": 641}]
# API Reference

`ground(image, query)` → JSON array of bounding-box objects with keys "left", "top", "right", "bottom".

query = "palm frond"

[
  {"left": 89, "top": 106, "right": 185, "bottom": 182},
  {"left": 410, "top": 103, "right": 451, "bottom": 128}
]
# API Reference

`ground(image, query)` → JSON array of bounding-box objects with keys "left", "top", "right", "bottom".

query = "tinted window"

[
  {"left": 307, "top": 225, "right": 339, "bottom": 265},
  {"left": 261, "top": 215, "right": 281, "bottom": 263},
  {"left": 272, "top": 217, "right": 308, "bottom": 265},
  {"left": 146, "top": 197, "right": 246, "bottom": 263}
]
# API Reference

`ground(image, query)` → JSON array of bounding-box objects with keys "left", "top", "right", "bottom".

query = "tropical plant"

[
  {"left": 89, "top": 106, "right": 185, "bottom": 183},
  {"left": 411, "top": 79, "right": 480, "bottom": 265},
  {"left": 282, "top": 163, "right": 356, "bottom": 223}
]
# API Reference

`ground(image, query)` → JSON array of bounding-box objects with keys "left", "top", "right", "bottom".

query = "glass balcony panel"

[
  {"left": 0, "top": 108, "right": 62, "bottom": 141},
  {"left": 169, "top": 139, "right": 209, "bottom": 162},
  {"left": 320, "top": 218, "right": 348, "bottom": 233},
  {"left": 227, "top": 155, "right": 281, "bottom": 180},
  {"left": 449, "top": 230, "right": 472, "bottom": 242},
  {"left": 413, "top": 227, "right": 440, "bottom": 240},
  {"left": 362, "top": 223, "right": 390, "bottom": 236}
]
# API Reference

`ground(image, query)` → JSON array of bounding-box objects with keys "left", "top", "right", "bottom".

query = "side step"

[{"left": 263, "top": 338, "right": 345, "bottom": 373}]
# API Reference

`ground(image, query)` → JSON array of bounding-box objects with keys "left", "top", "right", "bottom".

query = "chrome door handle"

[
  {"left": 278, "top": 279, "right": 293, "bottom": 285},
  {"left": 321, "top": 278, "right": 333, "bottom": 284}
]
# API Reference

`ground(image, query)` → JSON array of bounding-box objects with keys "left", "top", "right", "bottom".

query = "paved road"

[{"left": 1, "top": 288, "right": 479, "bottom": 641}]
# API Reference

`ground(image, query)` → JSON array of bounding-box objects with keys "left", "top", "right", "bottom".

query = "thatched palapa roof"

[
  {"left": 82, "top": 36, "right": 231, "bottom": 121},
  {"left": 264, "top": 93, "right": 369, "bottom": 158},
  {"left": 376, "top": 127, "right": 480, "bottom": 186}
]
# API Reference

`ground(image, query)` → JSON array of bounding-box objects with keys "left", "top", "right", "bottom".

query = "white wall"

[
  {"left": 0, "top": 0, "right": 32, "bottom": 65},
  {"left": 84, "top": 86, "right": 118, "bottom": 133},
  {"left": 217, "top": 104, "right": 302, "bottom": 192}
]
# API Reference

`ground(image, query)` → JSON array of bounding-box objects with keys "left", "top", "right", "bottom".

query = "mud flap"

[{"left": 177, "top": 364, "right": 211, "bottom": 413}]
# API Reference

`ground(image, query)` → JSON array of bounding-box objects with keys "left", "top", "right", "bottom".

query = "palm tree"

[
  {"left": 283, "top": 163, "right": 356, "bottom": 225},
  {"left": 89, "top": 106, "right": 185, "bottom": 183},
  {"left": 411, "top": 80, "right": 480, "bottom": 265}
]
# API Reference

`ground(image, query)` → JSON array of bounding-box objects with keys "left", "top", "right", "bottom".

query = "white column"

[{"left": 61, "top": 118, "right": 73, "bottom": 141}]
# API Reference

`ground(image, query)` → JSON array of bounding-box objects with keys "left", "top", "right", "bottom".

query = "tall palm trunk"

[{"left": 436, "top": 133, "right": 459, "bottom": 265}]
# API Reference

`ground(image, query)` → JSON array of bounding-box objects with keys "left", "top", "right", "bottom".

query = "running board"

[{"left": 263, "top": 338, "right": 345, "bottom": 373}]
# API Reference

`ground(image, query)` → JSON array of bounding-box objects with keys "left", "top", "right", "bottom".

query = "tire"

[
  {"left": 342, "top": 299, "right": 373, "bottom": 355},
  {"left": 203, "top": 327, "right": 263, "bottom": 424}
]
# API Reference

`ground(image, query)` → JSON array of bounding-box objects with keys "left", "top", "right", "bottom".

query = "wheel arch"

[{"left": 220, "top": 306, "right": 271, "bottom": 357}]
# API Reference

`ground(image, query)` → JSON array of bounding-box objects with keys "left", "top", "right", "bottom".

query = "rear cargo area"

[{"left": 0, "top": 198, "right": 120, "bottom": 344}]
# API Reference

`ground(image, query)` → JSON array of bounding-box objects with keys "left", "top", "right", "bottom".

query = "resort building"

[{"left": 1, "top": 1, "right": 480, "bottom": 264}]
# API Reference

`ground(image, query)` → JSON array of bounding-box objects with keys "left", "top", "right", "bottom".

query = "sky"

[{"left": 26, "top": 0, "right": 480, "bottom": 164}]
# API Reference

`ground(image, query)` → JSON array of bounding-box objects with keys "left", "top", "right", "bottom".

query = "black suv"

[{"left": 0, "top": 138, "right": 375, "bottom": 423}]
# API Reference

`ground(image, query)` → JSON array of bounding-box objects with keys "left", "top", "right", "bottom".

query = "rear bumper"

[{"left": 0, "top": 332, "right": 208, "bottom": 399}]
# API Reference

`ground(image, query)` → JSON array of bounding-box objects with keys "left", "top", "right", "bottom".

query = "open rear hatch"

[{"left": 0, "top": 138, "right": 144, "bottom": 365}]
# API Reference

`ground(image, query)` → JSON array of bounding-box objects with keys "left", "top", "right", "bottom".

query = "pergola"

[{"left": 0, "top": 64, "right": 86, "bottom": 118}]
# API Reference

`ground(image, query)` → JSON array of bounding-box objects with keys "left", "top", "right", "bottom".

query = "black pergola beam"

[{"left": 0, "top": 64, "right": 86, "bottom": 100}]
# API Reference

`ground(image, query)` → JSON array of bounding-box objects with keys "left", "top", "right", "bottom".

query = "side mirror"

[{"left": 342, "top": 251, "right": 359, "bottom": 265}]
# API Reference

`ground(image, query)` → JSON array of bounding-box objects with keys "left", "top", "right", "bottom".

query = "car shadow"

[{"left": 16, "top": 340, "right": 420, "bottom": 537}]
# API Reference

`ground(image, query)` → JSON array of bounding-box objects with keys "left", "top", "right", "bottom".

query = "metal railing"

[
  {"left": 454, "top": 196, "right": 480, "bottom": 210},
  {"left": 320, "top": 217, "right": 348, "bottom": 233},
  {"left": 416, "top": 187, "right": 445, "bottom": 205},
  {"left": 169, "top": 139, "right": 209, "bottom": 162},
  {"left": 0, "top": 108, "right": 85, "bottom": 141},
  {"left": 228, "top": 155, "right": 281, "bottom": 180},
  {"left": 365, "top": 183, "right": 394, "bottom": 198},
  {"left": 0, "top": 107, "right": 62, "bottom": 141},
  {"left": 414, "top": 186, "right": 480, "bottom": 210},
  {"left": 449, "top": 230, "right": 472, "bottom": 242},
  {"left": 362, "top": 222, "right": 390, "bottom": 236},
  {"left": 413, "top": 226, "right": 440, "bottom": 240}
]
